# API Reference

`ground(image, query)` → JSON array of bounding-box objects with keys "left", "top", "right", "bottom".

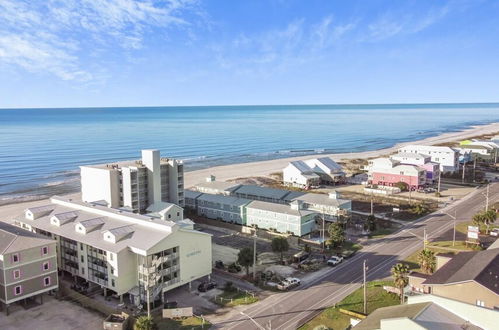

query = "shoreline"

[{"left": 0, "top": 122, "right": 497, "bottom": 215}]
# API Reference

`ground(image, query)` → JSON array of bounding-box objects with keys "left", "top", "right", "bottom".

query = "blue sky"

[{"left": 1, "top": 0, "right": 499, "bottom": 108}]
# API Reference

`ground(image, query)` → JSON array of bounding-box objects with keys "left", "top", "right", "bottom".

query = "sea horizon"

[{"left": 1, "top": 103, "right": 498, "bottom": 205}]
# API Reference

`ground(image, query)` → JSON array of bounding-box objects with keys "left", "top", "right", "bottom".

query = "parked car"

[
  {"left": 198, "top": 281, "right": 217, "bottom": 292},
  {"left": 277, "top": 277, "right": 301, "bottom": 290},
  {"left": 340, "top": 250, "right": 356, "bottom": 259},
  {"left": 327, "top": 255, "right": 344, "bottom": 266},
  {"left": 490, "top": 228, "right": 499, "bottom": 237},
  {"left": 164, "top": 301, "right": 178, "bottom": 309}
]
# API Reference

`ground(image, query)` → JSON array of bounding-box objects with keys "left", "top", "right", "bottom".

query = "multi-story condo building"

[
  {"left": 80, "top": 149, "right": 184, "bottom": 213},
  {"left": 398, "top": 145, "right": 459, "bottom": 173},
  {"left": 11, "top": 196, "right": 211, "bottom": 307},
  {"left": 195, "top": 193, "right": 250, "bottom": 225},
  {"left": 0, "top": 222, "right": 58, "bottom": 315},
  {"left": 390, "top": 153, "right": 440, "bottom": 184},
  {"left": 367, "top": 158, "right": 427, "bottom": 189},
  {"left": 245, "top": 200, "right": 318, "bottom": 236}
]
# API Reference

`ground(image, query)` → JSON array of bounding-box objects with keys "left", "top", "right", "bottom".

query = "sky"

[{"left": 1, "top": 0, "right": 499, "bottom": 108}]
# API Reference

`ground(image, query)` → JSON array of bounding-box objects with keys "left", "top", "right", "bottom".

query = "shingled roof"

[{"left": 423, "top": 249, "right": 499, "bottom": 295}]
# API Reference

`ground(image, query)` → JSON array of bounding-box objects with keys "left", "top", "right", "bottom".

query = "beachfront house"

[
  {"left": 10, "top": 196, "right": 211, "bottom": 307},
  {"left": 456, "top": 140, "right": 498, "bottom": 162},
  {"left": 80, "top": 149, "right": 184, "bottom": 213},
  {"left": 0, "top": 222, "right": 58, "bottom": 315},
  {"left": 367, "top": 158, "right": 426, "bottom": 190},
  {"left": 283, "top": 157, "right": 345, "bottom": 188},
  {"left": 245, "top": 200, "right": 318, "bottom": 236},
  {"left": 390, "top": 153, "right": 440, "bottom": 184},
  {"left": 398, "top": 145, "right": 459, "bottom": 173}
]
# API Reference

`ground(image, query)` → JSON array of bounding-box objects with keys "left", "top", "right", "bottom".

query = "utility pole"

[
  {"left": 146, "top": 258, "right": 151, "bottom": 318},
  {"left": 423, "top": 228, "right": 427, "bottom": 250},
  {"left": 444, "top": 211, "right": 457, "bottom": 246},
  {"left": 485, "top": 184, "right": 490, "bottom": 211},
  {"left": 363, "top": 260, "right": 368, "bottom": 314},
  {"left": 462, "top": 160, "right": 466, "bottom": 183},
  {"left": 473, "top": 158, "right": 477, "bottom": 182},
  {"left": 370, "top": 193, "right": 374, "bottom": 215},
  {"left": 253, "top": 232, "right": 257, "bottom": 280},
  {"left": 437, "top": 170, "right": 441, "bottom": 194},
  {"left": 322, "top": 208, "right": 326, "bottom": 252}
]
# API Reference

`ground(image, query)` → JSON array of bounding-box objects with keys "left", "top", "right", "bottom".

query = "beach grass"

[{"left": 156, "top": 316, "right": 210, "bottom": 330}]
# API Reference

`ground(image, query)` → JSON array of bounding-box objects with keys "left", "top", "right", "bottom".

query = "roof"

[
  {"left": 196, "top": 193, "right": 251, "bottom": 207},
  {"left": 392, "top": 152, "right": 430, "bottom": 159},
  {"left": 289, "top": 160, "right": 315, "bottom": 174},
  {"left": 246, "top": 200, "right": 316, "bottom": 217},
  {"left": 234, "top": 185, "right": 291, "bottom": 200},
  {"left": 307, "top": 157, "right": 343, "bottom": 172},
  {"left": 400, "top": 145, "right": 458, "bottom": 153},
  {"left": 488, "top": 238, "right": 499, "bottom": 250},
  {"left": 291, "top": 192, "right": 350, "bottom": 208},
  {"left": 184, "top": 190, "right": 203, "bottom": 199},
  {"left": 353, "top": 302, "right": 481, "bottom": 330},
  {"left": 193, "top": 181, "right": 241, "bottom": 192},
  {"left": 146, "top": 201, "right": 178, "bottom": 213},
  {"left": 16, "top": 196, "right": 181, "bottom": 254},
  {"left": 0, "top": 222, "right": 55, "bottom": 255},
  {"left": 423, "top": 249, "right": 499, "bottom": 294}
]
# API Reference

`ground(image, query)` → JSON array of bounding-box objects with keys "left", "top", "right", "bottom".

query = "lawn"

[
  {"left": 299, "top": 281, "right": 400, "bottom": 330},
  {"left": 369, "top": 227, "right": 398, "bottom": 238},
  {"left": 156, "top": 316, "right": 211, "bottom": 330},
  {"left": 213, "top": 290, "right": 259, "bottom": 307}
]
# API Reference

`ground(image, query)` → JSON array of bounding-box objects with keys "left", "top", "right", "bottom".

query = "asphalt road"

[{"left": 212, "top": 183, "right": 499, "bottom": 330}]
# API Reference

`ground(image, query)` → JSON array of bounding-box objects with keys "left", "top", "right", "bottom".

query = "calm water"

[{"left": 0, "top": 104, "right": 498, "bottom": 204}]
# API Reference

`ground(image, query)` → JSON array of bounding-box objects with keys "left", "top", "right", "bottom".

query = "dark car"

[
  {"left": 198, "top": 281, "right": 217, "bottom": 292},
  {"left": 341, "top": 250, "right": 356, "bottom": 259},
  {"left": 164, "top": 301, "right": 178, "bottom": 309}
]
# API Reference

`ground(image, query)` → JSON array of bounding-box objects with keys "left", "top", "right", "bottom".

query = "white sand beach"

[{"left": 0, "top": 122, "right": 498, "bottom": 220}]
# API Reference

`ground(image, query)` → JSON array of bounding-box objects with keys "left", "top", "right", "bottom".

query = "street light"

[{"left": 240, "top": 311, "right": 266, "bottom": 330}]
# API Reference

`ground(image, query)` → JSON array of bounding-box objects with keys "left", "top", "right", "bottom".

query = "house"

[
  {"left": 192, "top": 177, "right": 241, "bottom": 196},
  {"left": 80, "top": 149, "right": 184, "bottom": 213},
  {"left": 283, "top": 157, "right": 345, "bottom": 188},
  {"left": 457, "top": 140, "right": 498, "bottom": 162},
  {"left": 390, "top": 153, "right": 440, "bottom": 184},
  {"left": 289, "top": 191, "right": 351, "bottom": 220},
  {"left": 409, "top": 249, "right": 499, "bottom": 309},
  {"left": 367, "top": 158, "right": 426, "bottom": 189},
  {"left": 245, "top": 200, "right": 318, "bottom": 236},
  {"left": 352, "top": 300, "right": 485, "bottom": 330},
  {"left": 10, "top": 196, "right": 211, "bottom": 307},
  {"left": 398, "top": 145, "right": 460, "bottom": 173},
  {"left": 0, "top": 222, "right": 58, "bottom": 315}
]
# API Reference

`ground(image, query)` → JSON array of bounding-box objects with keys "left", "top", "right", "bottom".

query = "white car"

[
  {"left": 327, "top": 256, "right": 344, "bottom": 266},
  {"left": 277, "top": 277, "right": 301, "bottom": 290},
  {"left": 490, "top": 228, "right": 499, "bottom": 237}
]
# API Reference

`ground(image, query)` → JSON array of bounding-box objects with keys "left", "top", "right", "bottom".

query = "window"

[
  {"left": 81, "top": 255, "right": 84, "bottom": 263},
  {"left": 12, "top": 253, "right": 20, "bottom": 263},
  {"left": 13, "top": 269, "right": 21, "bottom": 279},
  {"left": 81, "top": 268, "right": 85, "bottom": 275},
  {"left": 177, "top": 212, "right": 180, "bottom": 216},
  {"left": 42, "top": 246, "right": 49, "bottom": 255},
  {"left": 43, "top": 261, "right": 50, "bottom": 271},
  {"left": 14, "top": 286, "right": 22, "bottom": 296},
  {"left": 111, "top": 279, "right": 115, "bottom": 287},
  {"left": 43, "top": 276, "right": 51, "bottom": 287},
  {"left": 110, "top": 268, "right": 114, "bottom": 275},
  {"left": 476, "top": 300, "right": 485, "bottom": 307},
  {"left": 168, "top": 214, "right": 171, "bottom": 219},
  {"left": 109, "top": 253, "right": 113, "bottom": 261}
]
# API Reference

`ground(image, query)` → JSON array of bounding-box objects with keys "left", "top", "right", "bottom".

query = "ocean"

[{"left": 0, "top": 103, "right": 498, "bottom": 205}]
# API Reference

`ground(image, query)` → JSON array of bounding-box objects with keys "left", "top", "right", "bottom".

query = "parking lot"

[{"left": 0, "top": 295, "right": 103, "bottom": 330}]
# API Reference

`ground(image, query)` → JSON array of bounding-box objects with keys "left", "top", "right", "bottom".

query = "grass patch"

[
  {"left": 369, "top": 227, "right": 398, "bottom": 238},
  {"left": 156, "top": 316, "right": 210, "bottom": 330},
  {"left": 213, "top": 290, "right": 259, "bottom": 307},
  {"left": 299, "top": 281, "right": 399, "bottom": 330}
]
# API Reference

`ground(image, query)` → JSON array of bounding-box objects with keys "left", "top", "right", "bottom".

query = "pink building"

[
  {"left": 367, "top": 158, "right": 426, "bottom": 189},
  {"left": 390, "top": 153, "right": 440, "bottom": 184}
]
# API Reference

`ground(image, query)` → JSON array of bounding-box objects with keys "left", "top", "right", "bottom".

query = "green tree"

[
  {"left": 134, "top": 316, "right": 156, "bottom": 330},
  {"left": 391, "top": 263, "right": 409, "bottom": 304},
  {"left": 394, "top": 182, "right": 409, "bottom": 191},
  {"left": 271, "top": 237, "right": 289, "bottom": 263},
  {"left": 327, "top": 222, "right": 345, "bottom": 248},
  {"left": 366, "top": 215, "right": 377, "bottom": 231},
  {"left": 473, "top": 210, "right": 497, "bottom": 234},
  {"left": 237, "top": 247, "right": 254, "bottom": 276},
  {"left": 412, "top": 203, "right": 428, "bottom": 216},
  {"left": 417, "top": 249, "right": 436, "bottom": 274}
]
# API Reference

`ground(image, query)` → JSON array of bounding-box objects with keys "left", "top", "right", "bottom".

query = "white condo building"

[
  {"left": 283, "top": 157, "right": 345, "bottom": 188},
  {"left": 398, "top": 145, "right": 459, "bottom": 172},
  {"left": 80, "top": 150, "right": 184, "bottom": 213},
  {"left": 12, "top": 196, "right": 211, "bottom": 306}
]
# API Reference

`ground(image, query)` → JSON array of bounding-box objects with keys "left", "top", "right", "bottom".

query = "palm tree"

[
  {"left": 391, "top": 263, "right": 409, "bottom": 304},
  {"left": 134, "top": 316, "right": 155, "bottom": 330},
  {"left": 417, "top": 249, "right": 436, "bottom": 274},
  {"left": 473, "top": 210, "right": 497, "bottom": 234},
  {"left": 271, "top": 237, "right": 289, "bottom": 263}
]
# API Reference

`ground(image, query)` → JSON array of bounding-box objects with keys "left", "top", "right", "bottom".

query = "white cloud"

[{"left": 0, "top": 0, "right": 200, "bottom": 80}]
